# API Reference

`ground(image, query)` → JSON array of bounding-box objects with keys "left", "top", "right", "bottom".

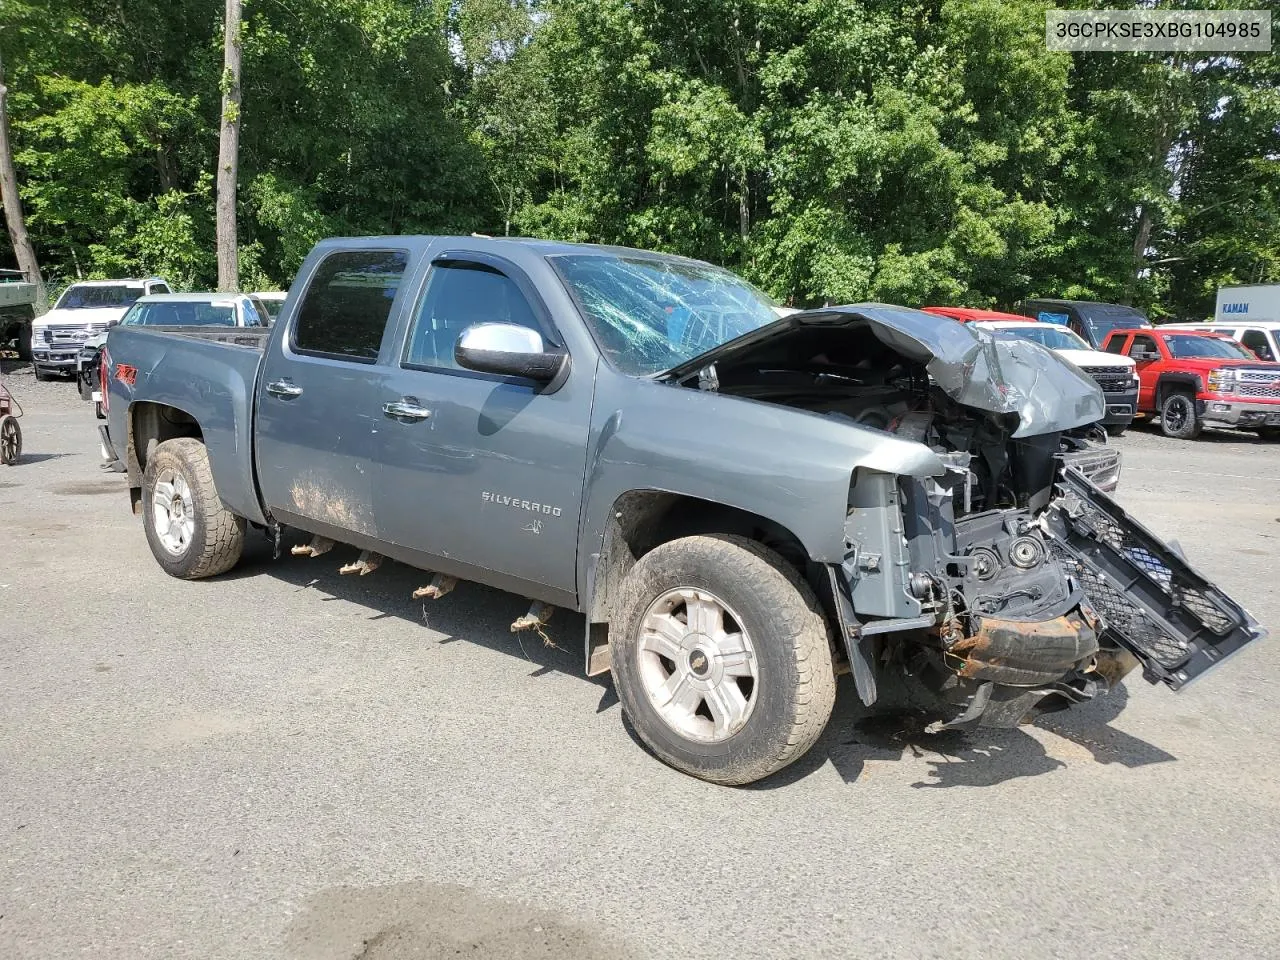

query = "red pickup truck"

[{"left": 1100, "top": 327, "right": 1280, "bottom": 439}]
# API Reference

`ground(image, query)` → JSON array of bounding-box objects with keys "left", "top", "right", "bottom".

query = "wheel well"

[
  {"left": 127, "top": 402, "right": 204, "bottom": 510},
  {"left": 1155, "top": 374, "right": 1199, "bottom": 408},
  {"left": 588, "top": 491, "right": 813, "bottom": 626}
]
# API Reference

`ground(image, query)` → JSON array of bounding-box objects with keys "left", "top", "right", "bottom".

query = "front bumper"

[
  {"left": 1197, "top": 396, "right": 1280, "bottom": 427},
  {"left": 1101, "top": 386, "right": 1139, "bottom": 426},
  {"left": 30, "top": 348, "right": 79, "bottom": 370}
]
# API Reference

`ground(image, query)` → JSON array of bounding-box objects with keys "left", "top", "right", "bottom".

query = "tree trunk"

[
  {"left": 0, "top": 52, "right": 46, "bottom": 308},
  {"left": 216, "top": 0, "right": 242, "bottom": 292}
]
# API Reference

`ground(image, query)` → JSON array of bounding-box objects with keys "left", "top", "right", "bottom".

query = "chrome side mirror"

[{"left": 454, "top": 322, "right": 568, "bottom": 383}]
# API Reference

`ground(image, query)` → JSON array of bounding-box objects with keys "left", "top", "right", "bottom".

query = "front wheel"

[
  {"left": 1257, "top": 427, "right": 1280, "bottom": 442},
  {"left": 142, "top": 437, "right": 245, "bottom": 578},
  {"left": 1160, "top": 392, "right": 1202, "bottom": 440},
  {"left": 1105, "top": 424, "right": 1128, "bottom": 437},
  {"left": 610, "top": 534, "right": 836, "bottom": 785}
]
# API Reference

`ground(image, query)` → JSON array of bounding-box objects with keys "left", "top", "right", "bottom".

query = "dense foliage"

[{"left": 1, "top": 0, "right": 1277, "bottom": 318}]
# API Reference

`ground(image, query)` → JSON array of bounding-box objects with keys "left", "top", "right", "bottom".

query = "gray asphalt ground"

[{"left": 2, "top": 360, "right": 1278, "bottom": 960}]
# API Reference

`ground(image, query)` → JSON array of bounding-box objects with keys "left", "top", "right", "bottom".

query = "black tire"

[
  {"left": 610, "top": 534, "right": 836, "bottom": 785},
  {"left": 142, "top": 437, "right": 245, "bottom": 578},
  {"left": 1105, "top": 424, "right": 1128, "bottom": 437},
  {"left": 1160, "top": 391, "right": 1202, "bottom": 440},
  {"left": 0, "top": 415, "right": 20, "bottom": 465},
  {"left": 1257, "top": 427, "right": 1280, "bottom": 442},
  {"left": 32, "top": 366, "right": 51, "bottom": 382}
]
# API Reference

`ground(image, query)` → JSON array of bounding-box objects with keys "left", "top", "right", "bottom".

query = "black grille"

[
  {"left": 1044, "top": 469, "right": 1262, "bottom": 688},
  {"left": 1079, "top": 366, "right": 1132, "bottom": 393},
  {"left": 1064, "top": 494, "right": 1235, "bottom": 635},
  {"left": 1051, "top": 547, "right": 1188, "bottom": 668}
]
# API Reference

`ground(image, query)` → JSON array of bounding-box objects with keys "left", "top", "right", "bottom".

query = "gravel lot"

[{"left": 2, "top": 361, "right": 1278, "bottom": 960}]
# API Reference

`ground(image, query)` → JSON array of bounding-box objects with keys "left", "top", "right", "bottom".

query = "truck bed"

[{"left": 104, "top": 324, "right": 269, "bottom": 525}]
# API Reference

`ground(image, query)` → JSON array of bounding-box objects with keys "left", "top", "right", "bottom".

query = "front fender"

[{"left": 576, "top": 371, "right": 944, "bottom": 605}]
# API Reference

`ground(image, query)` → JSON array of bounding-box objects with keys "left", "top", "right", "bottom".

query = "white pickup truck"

[
  {"left": 922, "top": 308, "right": 1141, "bottom": 435},
  {"left": 32, "top": 278, "right": 170, "bottom": 379}
]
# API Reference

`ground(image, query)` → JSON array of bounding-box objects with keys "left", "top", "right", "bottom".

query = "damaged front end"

[{"left": 663, "top": 304, "right": 1263, "bottom": 726}]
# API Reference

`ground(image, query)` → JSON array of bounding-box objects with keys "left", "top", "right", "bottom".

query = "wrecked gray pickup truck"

[{"left": 100, "top": 236, "right": 1264, "bottom": 785}]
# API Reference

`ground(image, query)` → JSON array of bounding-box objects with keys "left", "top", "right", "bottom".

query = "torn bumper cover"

[
  {"left": 945, "top": 470, "right": 1263, "bottom": 726},
  {"left": 1043, "top": 468, "right": 1266, "bottom": 690},
  {"left": 840, "top": 467, "right": 1264, "bottom": 729}
]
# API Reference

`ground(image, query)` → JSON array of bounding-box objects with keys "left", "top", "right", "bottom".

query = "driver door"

[
  {"left": 1127, "top": 333, "right": 1161, "bottom": 409},
  {"left": 373, "top": 255, "right": 594, "bottom": 599}
]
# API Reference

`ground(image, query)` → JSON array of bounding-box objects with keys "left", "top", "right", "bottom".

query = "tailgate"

[{"left": 1043, "top": 468, "right": 1265, "bottom": 689}]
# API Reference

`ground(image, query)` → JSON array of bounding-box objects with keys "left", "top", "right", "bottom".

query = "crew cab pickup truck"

[
  {"left": 922, "top": 307, "right": 1139, "bottom": 437},
  {"left": 1101, "top": 327, "right": 1280, "bottom": 440},
  {"left": 99, "top": 237, "right": 1265, "bottom": 785}
]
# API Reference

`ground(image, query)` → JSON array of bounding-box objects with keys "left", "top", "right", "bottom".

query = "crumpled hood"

[{"left": 660, "top": 303, "right": 1106, "bottom": 438}]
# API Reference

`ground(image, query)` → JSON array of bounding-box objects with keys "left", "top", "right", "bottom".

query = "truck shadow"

[
  {"left": 752, "top": 676, "right": 1175, "bottom": 790},
  {"left": 229, "top": 534, "right": 620, "bottom": 710},
  {"left": 1129, "top": 418, "right": 1268, "bottom": 445},
  {"left": 230, "top": 535, "right": 1175, "bottom": 788}
]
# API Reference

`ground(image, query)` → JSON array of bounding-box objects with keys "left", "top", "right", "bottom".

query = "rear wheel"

[
  {"left": 142, "top": 437, "right": 245, "bottom": 578},
  {"left": 1160, "top": 392, "right": 1202, "bottom": 440},
  {"left": 0, "top": 415, "right": 20, "bottom": 465},
  {"left": 610, "top": 534, "right": 836, "bottom": 785}
]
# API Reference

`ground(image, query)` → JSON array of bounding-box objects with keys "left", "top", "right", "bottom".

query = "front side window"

[
  {"left": 1128, "top": 335, "right": 1159, "bottom": 360},
  {"left": 1165, "top": 335, "right": 1252, "bottom": 360},
  {"left": 553, "top": 254, "right": 779, "bottom": 376},
  {"left": 292, "top": 250, "right": 407, "bottom": 362},
  {"left": 57, "top": 284, "right": 144, "bottom": 310},
  {"left": 404, "top": 262, "right": 541, "bottom": 371}
]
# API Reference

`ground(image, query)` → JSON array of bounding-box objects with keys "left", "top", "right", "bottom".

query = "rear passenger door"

[
  {"left": 372, "top": 254, "right": 594, "bottom": 600},
  {"left": 255, "top": 248, "right": 410, "bottom": 540}
]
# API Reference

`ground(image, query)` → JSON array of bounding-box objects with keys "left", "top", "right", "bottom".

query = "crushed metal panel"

[{"left": 658, "top": 304, "right": 1106, "bottom": 437}]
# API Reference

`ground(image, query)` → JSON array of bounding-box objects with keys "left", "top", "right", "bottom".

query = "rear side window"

[
  {"left": 1241, "top": 329, "right": 1274, "bottom": 361},
  {"left": 292, "top": 250, "right": 407, "bottom": 362},
  {"left": 1104, "top": 334, "right": 1128, "bottom": 354}
]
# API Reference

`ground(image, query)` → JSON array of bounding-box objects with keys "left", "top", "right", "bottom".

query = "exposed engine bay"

[{"left": 667, "top": 307, "right": 1261, "bottom": 728}]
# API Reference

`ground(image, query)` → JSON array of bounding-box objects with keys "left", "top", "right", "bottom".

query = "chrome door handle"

[
  {"left": 382, "top": 398, "right": 432, "bottom": 421},
  {"left": 266, "top": 379, "right": 303, "bottom": 398}
]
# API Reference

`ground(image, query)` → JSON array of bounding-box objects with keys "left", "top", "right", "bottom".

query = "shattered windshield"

[
  {"left": 553, "top": 254, "right": 780, "bottom": 376},
  {"left": 1165, "top": 335, "right": 1253, "bottom": 360}
]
